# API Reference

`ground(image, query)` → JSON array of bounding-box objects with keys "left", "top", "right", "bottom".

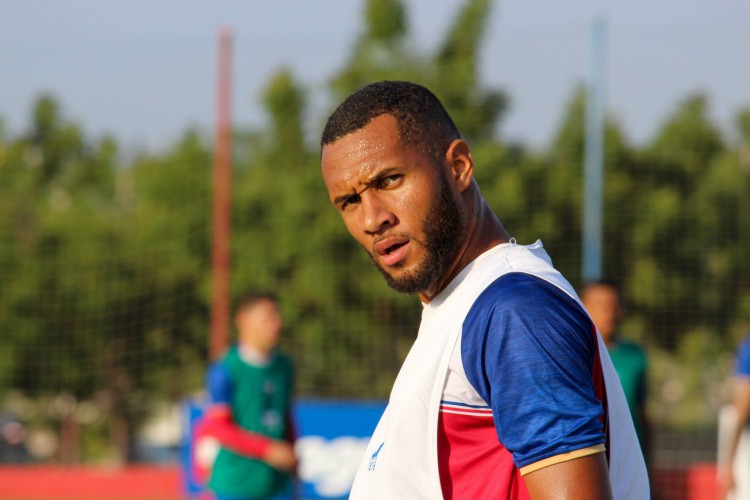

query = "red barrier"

[
  {"left": 687, "top": 463, "right": 718, "bottom": 500},
  {"left": 0, "top": 465, "right": 182, "bottom": 499},
  {"left": 0, "top": 463, "right": 722, "bottom": 499},
  {"left": 653, "top": 468, "right": 688, "bottom": 500}
]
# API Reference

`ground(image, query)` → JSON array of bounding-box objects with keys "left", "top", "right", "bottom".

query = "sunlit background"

[{"left": 1, "top": 1, "right": 749, "bottom": 498}]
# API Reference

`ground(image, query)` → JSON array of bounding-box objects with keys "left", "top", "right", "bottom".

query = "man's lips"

[{"left": 374, "top": 237, "right": 410, "bottom": 266}]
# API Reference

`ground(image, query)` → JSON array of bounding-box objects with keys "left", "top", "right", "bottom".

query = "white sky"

[{"left": 1, "top": 0, "right": 748, "bottom": 152}]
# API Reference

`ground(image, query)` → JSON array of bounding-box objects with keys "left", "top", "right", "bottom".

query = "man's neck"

[
  {"left": 238, "top": 343, "right": 274, "bottom": 366},
  {"left": 419, "top": 195, "right": 510, "bottom": 303}
]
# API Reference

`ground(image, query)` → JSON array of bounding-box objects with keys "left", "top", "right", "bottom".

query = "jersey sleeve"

[
  {"left": 206, "top": 362, "right": 233, "bottom": 406},
  {"left": 735, "top": 337, "right": 750, "bottom": 377},
  {"left": 201, "top": 360, "right": 272, "bottom": 458},
  {"left": 461, "top": 273, "right": 606, "bottom": 472}
]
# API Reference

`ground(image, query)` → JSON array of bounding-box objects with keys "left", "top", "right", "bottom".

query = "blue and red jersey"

[
  {"left": 438, "top": 273, "right": 607, "bottom": 499},
  {"left": 736, "top": 337, "right": 750, "bottom": 377}
]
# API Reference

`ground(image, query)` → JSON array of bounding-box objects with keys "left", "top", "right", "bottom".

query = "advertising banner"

[{"left": 183, "top": 399, "right": 385, "bottom": 499}]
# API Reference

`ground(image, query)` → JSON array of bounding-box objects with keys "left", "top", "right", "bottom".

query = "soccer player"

[
  {"left": 320, "top": 81, "right": 649, "bottom": 499},
  {"left": 200, "top": 292, "right": 297, "bottom": 500},
  {"left": 719, "top": 335, "right": 750, "bottom": 498},
  {"left": 581, "top": 281, "right": 650, "bottom": 464},
  {"left": 581, "top": 280, "right": 651, "bottom": 490}
]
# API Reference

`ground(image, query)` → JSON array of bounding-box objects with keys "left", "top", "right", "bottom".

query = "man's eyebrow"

[
  {"left": 332, "top": 167, "right": 400, "bottom": 206},
  {"left": 333, "top": 192, "right": 357, "bottom": 206}
]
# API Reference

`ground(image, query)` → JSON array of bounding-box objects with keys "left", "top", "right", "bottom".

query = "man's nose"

[{"left": 362, "top": 194, "right": 396, "bottom": 235}]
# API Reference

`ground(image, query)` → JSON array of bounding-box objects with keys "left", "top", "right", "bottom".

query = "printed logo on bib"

[{"left": 368, "top": 442, "right": 384, "bottom": 471}]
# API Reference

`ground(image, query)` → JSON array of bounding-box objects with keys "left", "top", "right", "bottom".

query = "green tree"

[
  {"left": 626, "top": 95, "right": 726, "bottom": 347},
  {"left": 430, "top": 0, "right": 506, "bottom": 143},
  {"left": 330, "top": 0, "right": 420, "bottom": 98},
  {"left": 0, "top": 97, "right": 212, "bottom": 462}
]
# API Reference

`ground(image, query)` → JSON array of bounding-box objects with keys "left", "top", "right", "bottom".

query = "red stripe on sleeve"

[{"left": 199, "top": 405, "right": 272, "bottom": 459}]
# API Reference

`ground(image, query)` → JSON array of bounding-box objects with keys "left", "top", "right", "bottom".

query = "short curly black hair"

[
  {"left": 320, "top": 81, "right": 461, "bottom": 155},
  {"left": 235, "top": 291, "right": 277, "bottom": 315}
]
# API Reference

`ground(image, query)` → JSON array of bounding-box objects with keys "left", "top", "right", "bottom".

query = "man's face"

[
  {"left": 236, "top": 299, "right": 283, "bottom": 352},
  {"left": 321, "top": 114, "right": 465, "bottom": 295},
  {"left": 582, "top": 285, "right": 622, "bottom": 342}
]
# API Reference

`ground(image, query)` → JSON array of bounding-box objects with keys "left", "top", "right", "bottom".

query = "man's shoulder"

[
  {"left": 206, "top": 359, "right": 234, "bottom": 404},
  {"left": 734, "top": 336, "right": 750, "bottom": 376},
  {"left": 462, "top": 272, "right": 592, "bottom": 353},
  {"left": 217, "top": 345, "right": 239, "bottom": 361},
  {"left": 217, "top": 346, "right": 243, "bottom": 369},
  {"left": 470, "top": 272, "right": 577, "bottom": 314},
  {"left": 738, "top": 336, "right": 750, "bottom": 356}
]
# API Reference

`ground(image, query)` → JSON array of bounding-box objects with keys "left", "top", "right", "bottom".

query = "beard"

[{"left": 369, "top": 174, "right": 465, "bottom": 295}]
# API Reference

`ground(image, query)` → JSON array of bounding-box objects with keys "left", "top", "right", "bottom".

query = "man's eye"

[
  {"left": 342, "top": 194, "right": 360, "bottom": 209},
  {"left": 379, "top": 175, "right": 401, "bottom": 188}
]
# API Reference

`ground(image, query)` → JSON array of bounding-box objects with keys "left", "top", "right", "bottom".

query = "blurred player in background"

[
  {"left": 320, "top": 81, "right": 649, "bottom": 499},
  {"left": 719, "top": 335, "right": 750, "bottom": 499},
  {"left": 581, "top": 282, "right": 651, "bottom": 475},
  {"left": 200, "top": 292, "right": 297, "bottom": 500}
]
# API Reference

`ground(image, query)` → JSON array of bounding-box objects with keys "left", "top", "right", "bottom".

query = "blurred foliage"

[{"left": 0, "top": 0, "right": 749, "bottom": 462}]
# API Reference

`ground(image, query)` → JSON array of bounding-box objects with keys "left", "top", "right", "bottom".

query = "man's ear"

[{"left": 445, "top": 139, "right": 474, "bottom": 193}]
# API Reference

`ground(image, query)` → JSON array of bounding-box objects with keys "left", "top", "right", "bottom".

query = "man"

[
  {"left": 581, "top": 282, "right": 650, "bottom": 461},
  {"left": 200, "top": 292, "right": 297, "bottom": 500},
  {"left": 320, "top": 81, "right": 648, "bottom": 499},
  {"left": 719, "top": 335, "right": 750, "bottom": 498}
]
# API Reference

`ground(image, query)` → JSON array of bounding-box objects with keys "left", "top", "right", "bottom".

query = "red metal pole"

[{"left": 210, "top": 27, "right": 233, "bottom": 361}]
